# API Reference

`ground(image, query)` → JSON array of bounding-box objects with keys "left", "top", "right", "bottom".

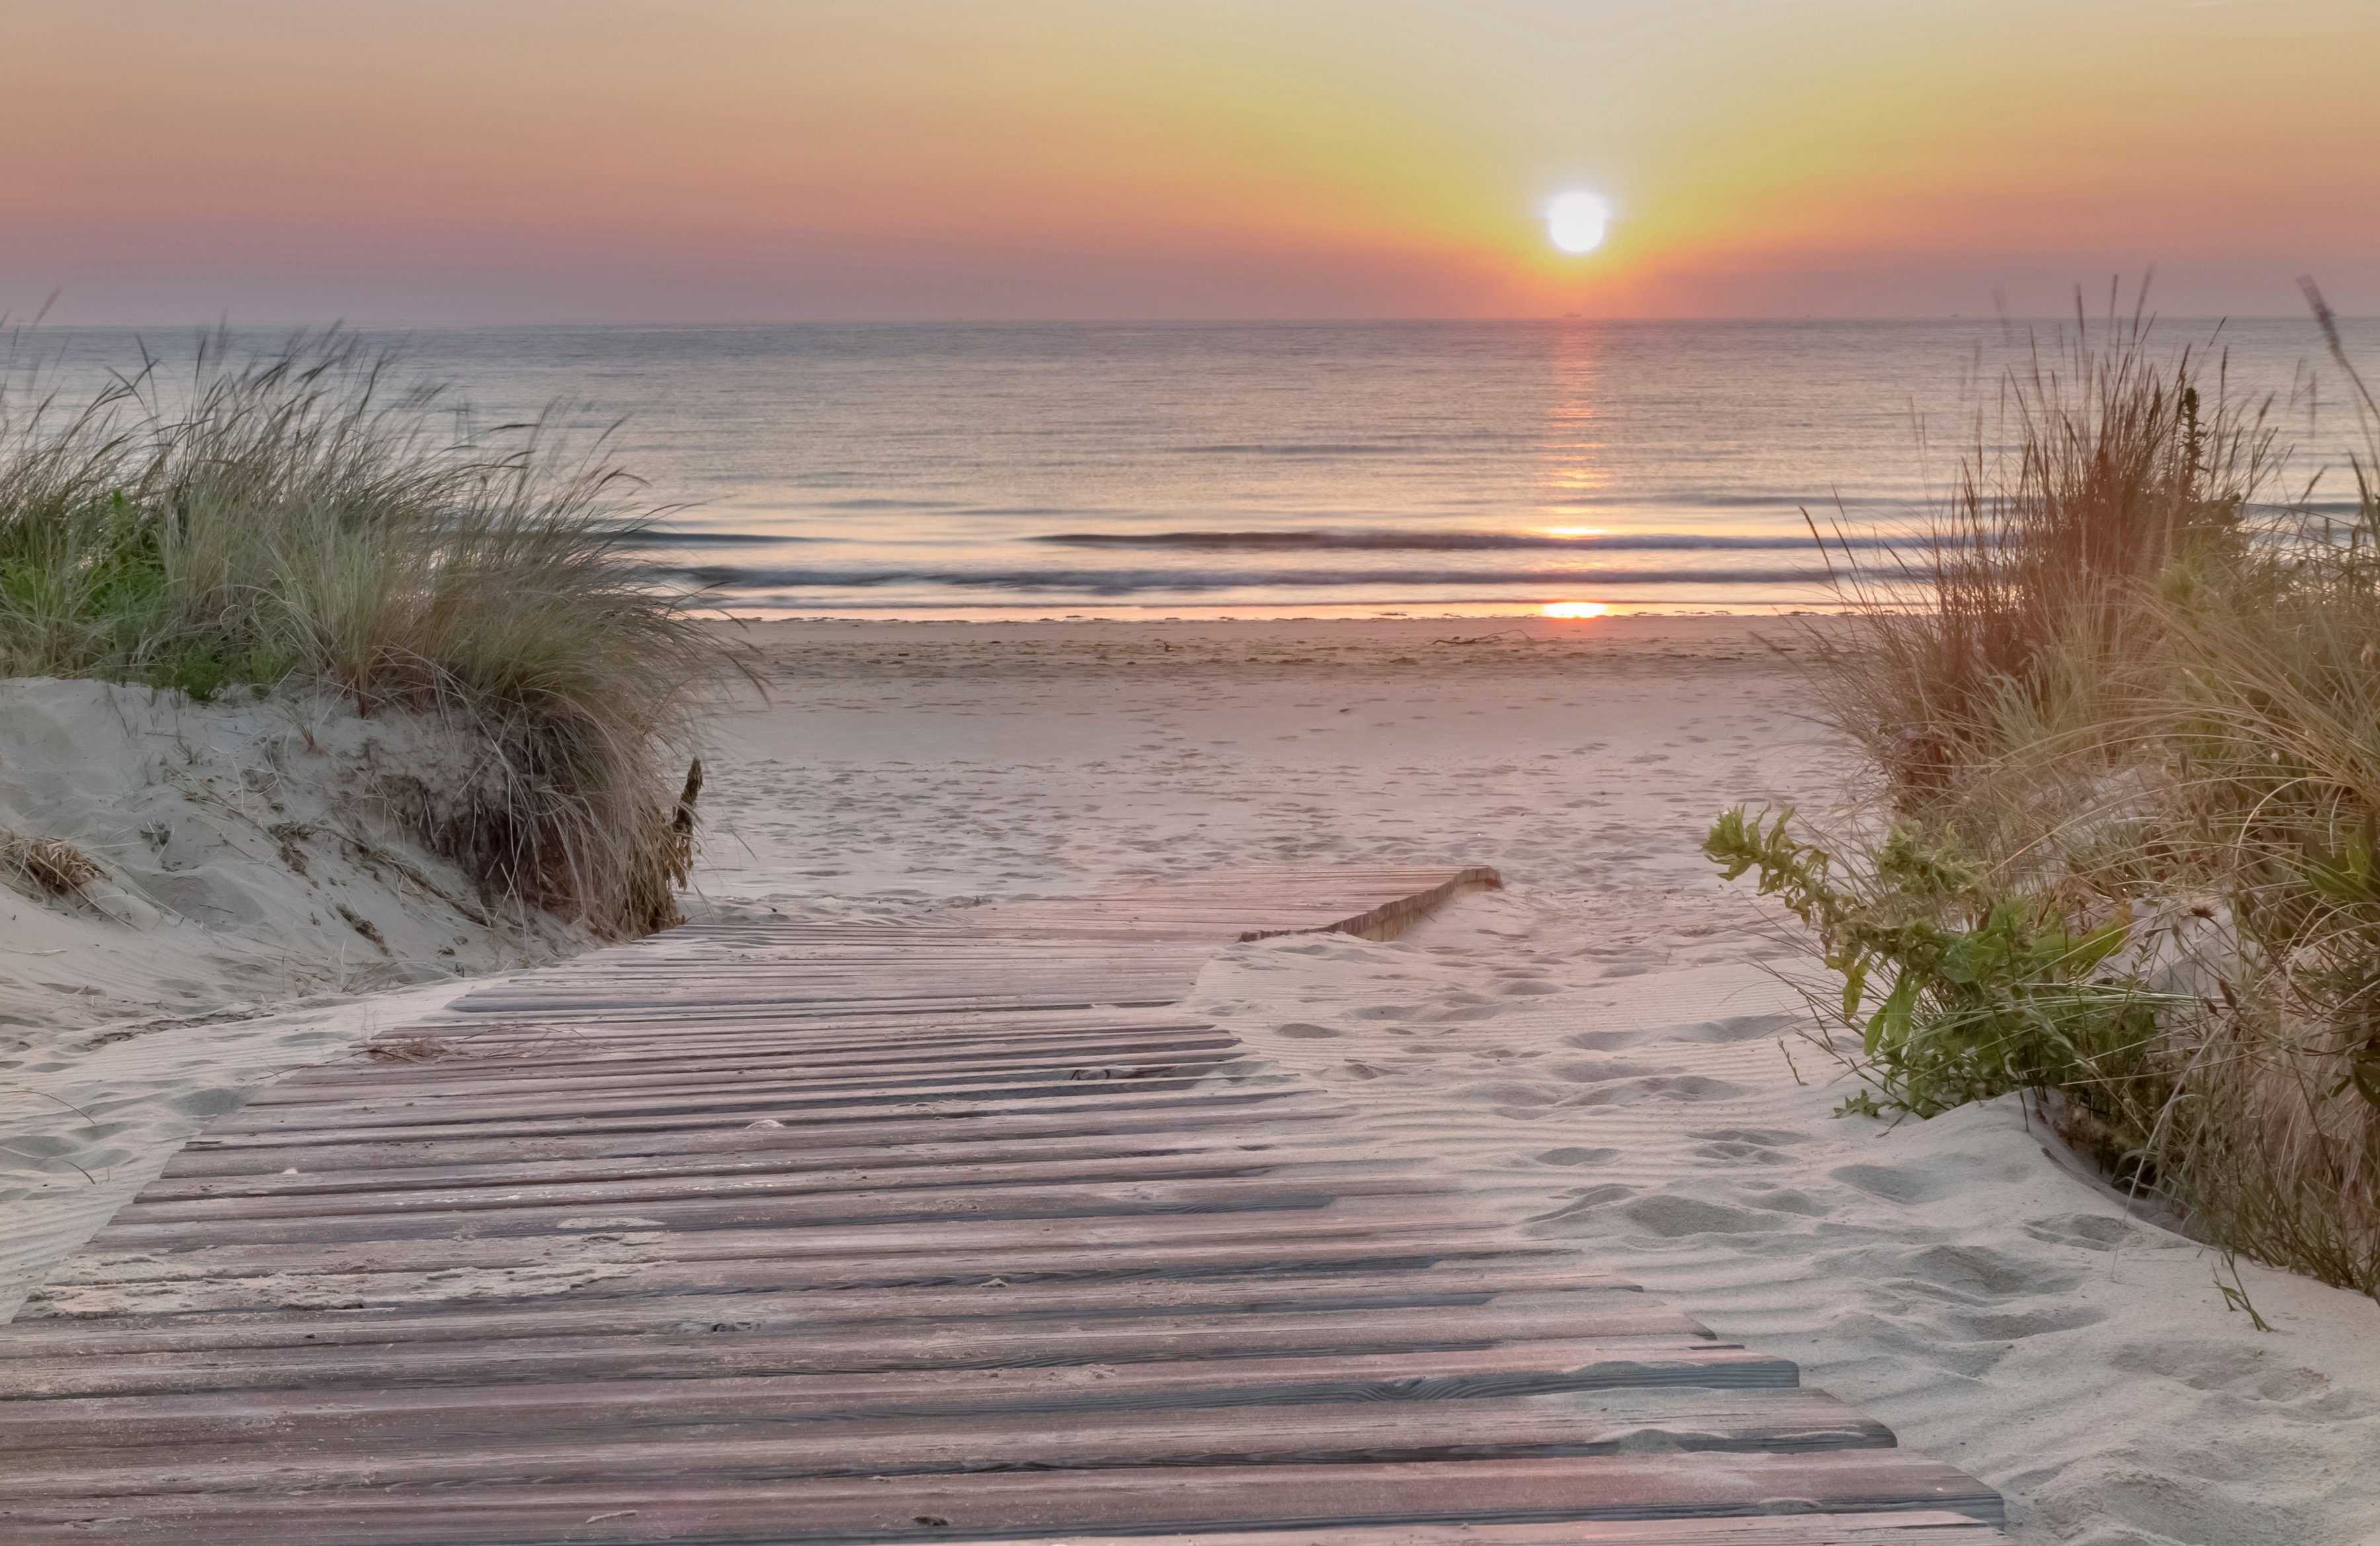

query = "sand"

[
  {"left": 0, "top": 677, "right": 586, "bottom": 1318},
  {"left": 0, "top": 677, "right": 583, "bottom": 1032},
  {"left": 7, "top": 615, "right": 2380, "bottom": 1543}
]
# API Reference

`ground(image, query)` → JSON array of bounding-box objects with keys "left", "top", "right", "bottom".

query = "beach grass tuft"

[
  {"left": 1717, "top": 284, "right": 2380, "bottom": 1299},
  {"left": 1, "top": 830, "right": 104, "bottom": 897},
  {"left": 0, "top": 329, "right": 736, "bottom": 937}
]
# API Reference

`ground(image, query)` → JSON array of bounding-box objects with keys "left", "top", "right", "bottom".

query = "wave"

[
  {"left": 672, "top": 563, "right": 1829, "bottom": 596},
  {"left": 809, "top": 497, "right": 971, "bottom": 510},
  {"left": 612, "top": 529, "right": 820, "bottom": 547},
  {"left": 1030, "top": 529, "right": 1868, "bottom": 553},
  {"left": 1177, "top": 442, "right": 1431, "bottom": 457}
]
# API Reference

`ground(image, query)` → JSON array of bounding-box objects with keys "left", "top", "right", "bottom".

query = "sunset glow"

[
  {"left": 2, "top": 2, "right": 2375, "bottom": 323},
  {"left": 1542, "top": 601, "right": 1610, "bottom": 619}
]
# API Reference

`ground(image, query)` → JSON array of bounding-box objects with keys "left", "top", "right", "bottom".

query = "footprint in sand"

[
  {"left": 1533, "top": 1145, "right": 1620, "bottom": 1167},
  {"left": 1686, "top": 1126, "right": 1809, "bottom": 1147},
  {"left": 1454, "top": 1079, "right": 1562, "bottom": 1104},
  {"left": 1564, "top": 1073, "right": 1751, "bottom": 1106},
  {"left": 1274, "top": 1023, "right": 1341, "bottom": 1040},
  {"left": 1887, "top": 1242, "right": 2088, "bottom": 1302},
  {"left": 1417, "top": 1003, "right": 1505, "bottom": 1024},
  {"left": 1668, "top": 1013, "right": 1799, "bottom": 1044},
  {"left": 1829, "top": 1163, "right": 1962, "bottom": 1206},
  {"left": 2020, "top": 1212, "right": 2157, "bottom": 1253},
  {"left": 1547, "top": 1058, "right": 1663, "bottom": 1084},
  {"left": 1529, "top": 1184, "right": 1640, "bottom": 1222},
  {"left": 1617, "top": 1194, "right": 1784, "bottom": 1238},
  {"left": 1561, "top": 1028, "right": 1648, "bottom": 1051},
  {"left": 2110, "top": 1340, "right": 2369, "bottom": 1410},
  {"left": 1690, "top": 1138, "right": 1792, "bottom": 1165},
  {"left": 1944, "top": 1301, "right": 2110, "bottom": 1340}
]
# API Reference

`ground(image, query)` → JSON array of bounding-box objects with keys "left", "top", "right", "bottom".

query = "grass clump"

[
  {"left": 1, "top": 831, "right": 104, "bottom": 897},
  {"left": 0, "top": 330, "right": 734, "bottom": 937},
  {"left": 1717, "top": 284, "right": 2380, "bottom": 1300}
]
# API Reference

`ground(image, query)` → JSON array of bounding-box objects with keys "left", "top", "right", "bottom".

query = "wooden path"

[{"left": 0, "top": 867, "right": 2006, "bottom": 1544}]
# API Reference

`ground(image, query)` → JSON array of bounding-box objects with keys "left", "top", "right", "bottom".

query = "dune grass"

[
  {"left": 0, "top": 330, "right": 734, "bottom": 937},
  {"left": 1712, "top": 288, "right": 2380, "bottom": 1299}
]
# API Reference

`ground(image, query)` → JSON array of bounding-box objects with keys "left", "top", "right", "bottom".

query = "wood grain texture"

[{"left": 0, "top": 866, "right": 2009, "bottom": 1543}]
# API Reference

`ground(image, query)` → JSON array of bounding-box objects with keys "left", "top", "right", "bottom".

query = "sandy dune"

[{"left": 0, "top": 678, "right": 582, "bottom": 1034}]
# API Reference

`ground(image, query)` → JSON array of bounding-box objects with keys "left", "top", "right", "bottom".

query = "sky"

[{"left": 4, "top": 0, "right": 2376, "bottom": 323}]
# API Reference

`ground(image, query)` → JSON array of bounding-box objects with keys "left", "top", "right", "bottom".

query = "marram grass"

[
  {"left": 1724, "top": 287, "right": 2380, "bottom": 1301},
  {"left": 0, "top": 330, "right": 737, "bottom": 937}
]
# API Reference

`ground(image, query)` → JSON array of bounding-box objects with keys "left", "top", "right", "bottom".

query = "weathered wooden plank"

[
  {"left": 0, "top": 1309, "right": 1729, "bottom": 1398},
  {"left": 0, "top": 1452, "right": 2005, "bottom": 1543},
  {"left": 7, "top": 1266, "right": 1645, "bottom": 1356},
  {"left": 111, "top": 1152, "right": 1429, "bottom": 1223},
  {"left": 225, "top": 1060, "right": 1251, "bottom": 1127},
  {"left": 243, "top": 1032, "right": 1243, "bottom": 1103},
  {"left": 160, "top": 1096, "right": 1343, "bottom": 1170},
  {"left": 926, "top": 1520, "right": 2002, "bottom": 1546},
  {"left": 442, "top": 986, "right": 1199, "bottom": 1014},
  {"left": 206, "top": 1067, "right": 1268, "bottom": 1138},
  {"left": 33, "top": 1253, "right": 1607, "bottom": 1324},
  {"left": 28, "top": 1290, "right": 1717, "bottom": 1358},
  {"left": 167, "top": 1088, "right": 1340, "bottom": 1154},
  {"left": 136, "top": 1130, "right": 1355, "bottom": 1200},
  {"left": 5, "top": 1389, "right": 1895, "bottom": 1498},
  {"left": 0, "top": 1346, "right": 1802, "bottom": 1451},
  {"left": 87, "top": 1174, "right": 1466, "bottom": 1251},
  {"left": 10, "top": 1241, "right": 1576, "bottom": 1343},
  {"left": 34, "top": 1208, "right": 1518, "bottom": 1295}
]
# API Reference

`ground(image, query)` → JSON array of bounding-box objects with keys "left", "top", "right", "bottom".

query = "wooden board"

[{"left": 0, "top": 866, "right": 2007, "bottom": 1543}]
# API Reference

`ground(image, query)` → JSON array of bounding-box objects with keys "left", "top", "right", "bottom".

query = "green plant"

[
  {"left": 1706, "top": 807, "right": 2167, "bottom": 1121},
  {"left": 1745, "top": 280, "right": 2380, "bottom": 1301}
]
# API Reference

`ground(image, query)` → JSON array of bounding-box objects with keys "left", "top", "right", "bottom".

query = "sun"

[
  {"left": 1546, "top": 192, "right": 1608, "bottom": 254},
  {"left": 1542, "top": 601, "right": 1608, "bottom": 619}
]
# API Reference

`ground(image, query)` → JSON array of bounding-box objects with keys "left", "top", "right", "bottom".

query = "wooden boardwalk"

[{"left": 0, "top": 867, "right": 2006, "bottom": 1544}]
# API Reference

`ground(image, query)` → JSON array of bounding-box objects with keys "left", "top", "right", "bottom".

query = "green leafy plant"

[{"left": 1706, "top": 807, "right": 2167, "bottom": 1120}]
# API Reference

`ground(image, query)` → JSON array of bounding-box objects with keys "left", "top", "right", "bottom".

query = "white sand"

[
  {"left": 0, "top": 678, "right": 585, "bottom": 1317},
  {"left": 0, "top": 677, "right": 581, "bottom": 1032},
  {"left": 7, "top": 617, "right": 2380, "bottom": 1543}
]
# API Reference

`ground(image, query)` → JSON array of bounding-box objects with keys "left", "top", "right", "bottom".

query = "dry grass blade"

[
  {"left": 1741, "top": 280, "right": 2380, "bottom": 1301},
  {"left": 0, "top": 832, "right": 102, "bottom": 897},
  {"left": 0, "top": 328, "right": 746, "bottom": 937}
]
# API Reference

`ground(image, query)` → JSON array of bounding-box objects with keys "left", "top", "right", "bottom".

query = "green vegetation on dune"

[
  {"left": 1714, "top": 288, "right": 2380, "bottom": 1301},
  {"left": 0, "top": 330, "right": 735, "bottom": 937}
]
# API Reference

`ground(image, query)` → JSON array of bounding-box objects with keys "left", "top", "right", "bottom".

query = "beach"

[
  {"left": 698, "top": 617, "right": 2380, "bottom": 1542},
  {"left": 7, "top": 614, "right": 2380, "bottom": 1542}
]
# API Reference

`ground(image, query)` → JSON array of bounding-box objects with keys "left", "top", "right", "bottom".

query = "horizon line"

[{"left": 9, "top": 312, "right": 2358, "bottom": 332}]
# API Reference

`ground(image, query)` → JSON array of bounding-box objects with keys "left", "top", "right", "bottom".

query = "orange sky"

[{"left": 5, "top": 0, "right": 2376, "bottom": 322}]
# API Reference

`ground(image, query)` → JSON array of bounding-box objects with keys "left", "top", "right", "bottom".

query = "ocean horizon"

[{"left": 22, "top": 315, "right": 2375, "bottom": 619}]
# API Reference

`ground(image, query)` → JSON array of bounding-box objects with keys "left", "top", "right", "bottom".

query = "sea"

[{"left": 22, "top": 317, "right": 2376, "bottom": 619}]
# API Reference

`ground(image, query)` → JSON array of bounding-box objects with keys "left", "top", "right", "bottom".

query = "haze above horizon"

[{"left": 7, "top": 1, "right": 2377, "bottom": 325}]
